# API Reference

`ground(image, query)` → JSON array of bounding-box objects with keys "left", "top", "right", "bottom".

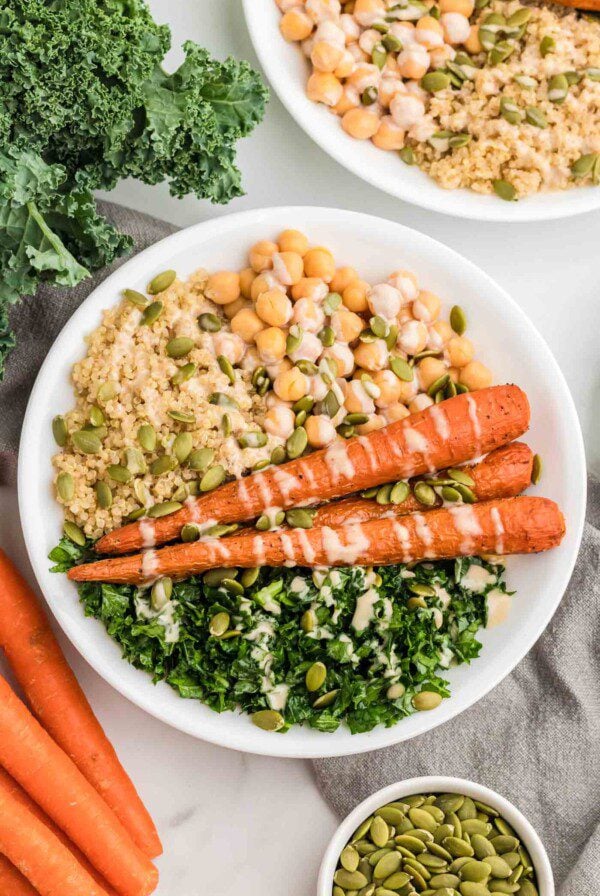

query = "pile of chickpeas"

[
  {"left": 276, "top": 0, "right": 480, "bottom": 149},
  {"left": 202, "top": 229, "right": 492, "bottom": 451}
]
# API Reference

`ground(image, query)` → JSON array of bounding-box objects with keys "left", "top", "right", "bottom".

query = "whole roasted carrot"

[
  {"left": 312, "top": 442, "right": 534, "bottom": 527},
  {"left": 0, "top": 855, "right": 38, "bottom": 896},
  {"left": 95, "top": 384, "right": 530, "bottom": 556},
  {"left": 0, "top": 550, "right": 162, "bottom": 859},
  {"left": 0, "top": 773, "right": 111, "bottom": 896},
  {"left": 70, "top": 496, "right": 565, "bottom": 584},
  {"left": 0, "top": 677, "right": 158, "bottom": 896}
]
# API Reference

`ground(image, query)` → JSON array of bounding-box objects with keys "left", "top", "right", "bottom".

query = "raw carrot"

[
  {"left": 0, "top": 549, "right": 162, "bottom": 859},
  {"left": 0, "top": 855, "right": 38, "bottom": 896},
  {"left": 0, "top": 772, "right": 111, "bottom": 896},
  {"left": 0, "top": 767, "right": 118, "bottom": 896},
  {"left": 311, "top": 442, "right": 534, "bottom": 527},
  {"left": 0, "top": 676, "right": 158, "bottom": 896},
  {"left": 69, "top": 496, "right": 565, "bottom": 584},
  {"left": 95, "top": 384, "right": 530, "bottom": 556}
]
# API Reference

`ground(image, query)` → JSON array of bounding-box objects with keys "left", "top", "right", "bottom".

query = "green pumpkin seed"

[
  {"left": 167, "top": 410, "right": 195, "bottom": 425},
  {"left": 87, "top": 405, "right": 104, "bottom": 428},
  {"left": 374, "top": 807, "right": 405, "bottom": 827},
  {"left": 340, "top": 844, "right": 361, "bottom": 873},
  {"left": 525, "top": 107, "right": 547, "bottom": 128},
  {"left": 409, "top": 582, "right": 436, "bottom": 597},
  {"left": 376, "top": 484, "right": 393, "bottom": 505},
  {"left": 427, "top": 373, "right": 450, "bottom": 398},
  {"left": 414, "top": 481, "right": 436, "bottom": 506},
  {"left": 370, "top": 315, "right": 389, "bottom": 339},
  {"left": 203, "top": 567, "right": 237, "bottom": 587},
  {"left": 493, "top": 819, "right": 517, "bottom": 838},
  {"left": 286, "top": 508, "right": 315, "bottom": 529},
  {"left": 147, "top": 501, "right": 182, "bottom": 519},
  {"left": 490, "top": 40, "right": 515, "bottom": 64},
  {"left": 443, "top": 836, "right": 474, "bottom": 858},
  {"left": 403, "top": 862, "right": 428, "bottom": 889},
  {"left": 181, "top": 523, "right": 200, "bottom": 542},
  {"left": 94, "top": 481, "right": 112, "bottom": 509},
  {"left": 344, "top": 413, "right": 369, "bottom": 426},
  {"left": 251, "top": 709, "right": 285, "bottom": 732},
  {"left": 286, "top": 426, "right": 308, "bottom": 459},
  {"left": 238, "top": 431, "right": 268, "bottom": 449},
  {"left": 474, "top": 801, "right": 498, "bottom": 818},
  {"left": 317, "top": 325, "right": 335, "bottom": 347},
  {"left": 395, "top": 834, "right": 427, "bottom": 854},
  {"left": 150, "top": 577, "right": 172, "bottom": 611},
  {"left": 370, "top": 816, "right": 390, "bottom": 848},
  {"left": 419, "top": 853, "right": 447, "bottom": 869},
  {"left": 490, "top": 836, "right": 519, "bottom": 855},
  {"left": 434, "top": 794, "right": 465, "bottom": 814},
  {"left": 407, "top": 596, "right": 427, "bottom": 610},
  {"left": 71, "top": 429, "right": 101, "bottom": 455},
  {"left": 457, "top": 797, "right": 477, "bottom": 820},
  {"left": 500, "top": 96, "right": 522, "bottom": 125},
  {"left": 218, "top": 577, "right": 244, "bottom": 596},
  {"left": 148, "top": 270, "right": 176, "bottom": 294},
  {"left": 460, "top": 860, "right": 492, "bottom": 882},
  {"left": 515, "top": 881, "right": 538, "bottom": 896},
  {"left": 493, "top": 179, "right": 517, "bottom": 201},
  {"left": 421, "top": 71, "right": 451, "bottom": 92},
  {"left": 216, "top": 354, "right": 235, "bottom": 384},
  {"left": 471, "top": 835, "right": 496, "bottom": 859},
  {"left": 150, "top": 455, "right": 177, "bottom": 475},
  {"left": 460, "top": 883, "right": 491, "bottom": 896},
  {"left": 428, "top": 842, "right": 454, "bottom": 861},
  {"left": 382, "top": 871, "right": 410, "bottom": 889},
  {"left": 571, "top": 153, "right": 598, "bottom": 179},
  {"left": 506, "top": 7, "right": 532, "bottom": 26},
  {"left": 198, "top": 312, "right": 222, "bottom": 332},
  {"left": 300, "top": 608, "right": 316, "bottom": 633},
  {"left": 123, "top": 447, "right": 146, "bottom": 475},
  {"left": 304, "top": 661, "right": 326, "bottom": 692},
  {"left": 323, "top": 291, "right": 342, "bottom": 315},
  {"left": 166, "top": 336, "right": 194, "bottom": 359},
  {"left": 209, "top": 612, "right": 230, "bottom": 637},
  {"left": 409, "top": 808, "right": 439, "bottom": 834},
  {"left": 127, "top": 506, "right": 145, "bottom": 521},
  {"left": 209, "top": 391, "right": 238, "bottom": 409},
  {"left": 547, "top": 73, "right": 568, "bottom": 103},
  {"left": 313, "top": 688, "right": 339, "bottom": 709},
  {"left": 137, "top": 424, "right": 156, "bottom": 452},
  {"left": 484, "top": 855, "right": 512, "bottom": 878},
  {"left": 513, "top": 74, "right": 537, "bottom": 89},
  {"left": 587, "top": 66, "right": 600, "bottom": 81},
  {"left": 123, "top": 288, "right": 148, "bottom": 308},
  {"left": 332, "top": 888, "right": 345, "bottom": 896},
  {"left": 52, "top": 415, "right": 68, "bottom": 447},
  {"left": 171, "top": 432, "right": 192, "bottom": 464},
  {"left": 412, "top": 690, "right": 442, "bottom": 711},
  {"left": 374, "top": 852, "right": 401, "bottom": 879},
  {"left": 447, "top": 468, "right": 475, "bottom": 487},
  {"left": 539, "top": 35, "right": 555, "bottom": 56},
  {"left": 440, "top": 485, "right": 461, "bottom": 503},
  {"left": 361, "top": 85, "right": 378, "bottom": 105},
  {"left": 140, "top": 301, "right": 163, "bottom": 326},
  {"left": 334, "top": 870, "right": 369, "bottom": 890},
  {"left": 200, "top": 465, "right": 226, "bottom": 492},
  {"left": 382, "top": 31, "right": 403, "bottom": 52},
  {"left": 462, "top": 819, "right": 492, "bottom": 837},
  {"left": 372, "top": 44, "right": 387, "bottom": 69},
  {"left": 64, "top": 520, "right": 85, "bottom": 546},
  {"left": 430, "top": 873, "right": 461, "bottom": 888},
  {"left": 286, "top": 325, "right": 304, "bottom": 355},
  {"left": 399, "top": 145, "right": 415, "bottom": 165},
  {"left": 56, "top": 472, "right": 74, "bottom": 502},
  {"left": 390, "top": 481, "right": 410, "bottom": 504},
  {"left": 171, "top": 484, "right": 188, "bottom": 504},
  {"left": 489, "top": 882, "right": 519, "bottom": 894},
  {"left": 254, "top": 460, "right": 269, "bottom": 472},
  {"left": 389, "top": 354, "right": 413, "bottom": 382},
  {"left": 270, "top": 445, "right": 287, "bottom": 465},
  {"left": 186, "top": 448, "right": 214, "bottom": 472},
  {"left": 106, "top": 464, "right": 131, "bottom": 484},
  {"left": 97, "top": 381, "right": 118, "bottom": 404}
]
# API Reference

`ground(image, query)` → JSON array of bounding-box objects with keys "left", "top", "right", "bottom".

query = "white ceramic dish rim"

[
  {"left": 18, "top": 206, "right": 586, "bottom": 758},
  {"left": 242, "top": 0, "right": 600, "bottom": 223},
  {"left": 317, "top": 776, "right": 555, "bottom": 895}
]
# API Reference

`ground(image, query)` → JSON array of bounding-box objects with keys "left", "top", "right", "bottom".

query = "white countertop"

[{"left": 1, "top": 0, "right": 599, "bottom": 893}]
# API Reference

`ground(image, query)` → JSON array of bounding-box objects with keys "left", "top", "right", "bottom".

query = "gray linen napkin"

[
  {"left": 0, "top": 200, "right": 176, "bottom": 485},
  {"left": 313, "top": 478, "right": 600, "bottom": 895}
]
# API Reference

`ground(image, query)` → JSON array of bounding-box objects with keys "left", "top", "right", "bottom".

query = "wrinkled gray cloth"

[
  {"left": 0, "top": 201, "right": 177, "bottom": 484},
  {"left": 313, "top": 478, "right": 600, "bottom": 895}
]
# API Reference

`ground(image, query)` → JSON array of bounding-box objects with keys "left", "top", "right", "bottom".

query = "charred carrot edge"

[
  {"left": 95, "top": 385, "right": 530, "bottom": 556},
  {"left": 312, "top": 442, "right": 534, "bottom": 527},
  {"left": 70, "top": 496, "right": 565, "bottom": 585},
  {"left": 0, "top": 676, "right": 158, "bottom": 896},
  {"left": 0, "top": 772, "right": 111, "bottom": 896},
  {"left": 551, "top": 0, "right": 600, "bottom": 9},
  {"left": 0, "top": 550, "right": 162, "bottom": 860},
  {"left": 0, "top": 854, "right": 38, "bottom": 896}
]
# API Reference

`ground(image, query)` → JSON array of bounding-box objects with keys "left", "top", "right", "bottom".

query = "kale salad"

[{"left": 51, "top": 538, "right": 508, "bottom": 734}]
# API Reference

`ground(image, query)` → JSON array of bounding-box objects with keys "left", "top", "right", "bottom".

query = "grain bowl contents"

[
  {"left": 275, "top": 0, "right": 600, "bottom": 199},
  {"left": 50, "top": 228, "right": 565, "bottom": 733},
  {"left": 333, "top": 791, "right": 540, "bottom": 895}
]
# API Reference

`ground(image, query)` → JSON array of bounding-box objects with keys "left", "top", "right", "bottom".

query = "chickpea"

[
  {"left": 305, "top": 414, "right": 337, "bottom": 448},
  {"left": 213, "top": 332, "right": 245, "bottom": 365},
  {"left": 389, "top": 269, "right": 419, "bottom": 301},
  {"left": 395, "top": 46, "right": 430, "bottom": 81},
  {"left": 397, "top": 319, "right": 428, "bottom": 356},
  {"left": 330, "top": 266, "right": 358, "bottom": 294},
  {"left": 415, "top": 15, "right": 444, "bottom": 48},
  {"left": 441, "top": 11, "right": 471, "bottom": 44},
  {"left": 303, "top": 247, "right": 336, "bottom": 282},
  {"left": 344, "top": 378, "right": 376, "bottom": 414},
  {"left": 373, "top": 117, "right": 406, "bottom": 150},
  {"left": 333, "top": 87, "right": 361, "bottom": 116},
  {"left": 264, "top": 405, "right": 296, "bottom": 440},
  {"left": 440, "top": 0, "right": 474, "bottom": 13},
  {"left": 239, "top": 267, "right": 256, "bottom": 299},
  {"left": 314, "top": 20, "right": 346, "bottom": 46},
  {"left": 309, "top": 373, "right": 329, "bottom": 401},
  {"left": 459, "top": 360, "right": 492, "bottom": 391},
  {"left": 231, "top": 308, "right": 265, "bottom": 343},
  {"left": 256, "top": 289, "right": 293, "bottom": 327},
  {"left": 267, "top": 357, "right": 293, "bottom": 380},
  {"left": 448, "top": 366, "right": 460, "bottom": 383},
  {"left": 272, "top": 251, "right": 304, "bottom": 286},
  {"left": 379, "top": 76, "right": 405, "bottom": 108},
  {"left": 323, "top": 342, "right": 355, "bottom": 377},
  {"left": 311, "top": 40, "right": 345, "bottom": 72},
  {"left": 464, "top": 24, "right": 482, "bottom": 54},
  {"left": 342, "top": 108, "right": 380, "bottom": 141},
  {"left": 342, "top": 279, "right": 369, "bottom": 313},
  {"left": 409, "top": 393, "right": 434, "bottom": 413},
  {"left": 273, "top": 367, "right": 309, "bottom": 402},
  {"left": 447, "top": 335, "right": 474, "bottom": 368},
  {"left": 418, "top": 356, "right": 447, "bottom": 390},
  {"left": 334, "top": 50, "right": 356, "bottom": 78},
  {"left": 278, "top": 229, "right": 309, "bottom": 256},
  {"left": 397, "top": 376, "right": 419, "bottom": 403},
  {"left": 277, "top": 0, "right": 303, "bottom": 10},
  {"left": 431, "top": 319, "right": 453, "bottom": 346},
  {"left": 280, "top": 8, "right": 313, "bottom": 41},
  {"left": 368, "top": 283, "right": 402, "bottom": 319},
  {"left": 255, "top": 327, "right": 288, "bottom": 364},
  {"left": 251, "top": 272, "right": 283, "bottom": 302},
  {"left": 249, "top": 240, "right": 278, "bottom": 273},
  {"left": 240, "top": 345, "right": 262, "bottom": 373},
  {"left": 353, "top": 0, "right": 385, "bottom": 27},
  {"left": 340, "top": 12, "right": 360, "bottom": 42},
  {"left": 292, "top": 297, "right": 326, "bottom": 333},
  {"left": 288, "top": 331, "right": 323, "bottom": 364},
  {"left": 371, "top": 369, "right": 404, "bottom": 408},
  {"left": 353, "top": 338, "right": 389, "bottom": 372},
  {"left": 357, "top": 414, "right": 387, "bottom": 434},
  {"left": 307, "top": 71, "right": 343, "bottom": 106},
  {"left": 292, "top": 277, "right": 329, "bottom": 302},
  {"left": 412, "top": 290, "right": 441, "bottom": 323},
  {"left": 390, "top": 92, "right": 426, "bottom": 128},
  {"left": 205, "top": 271, "right": 241, "bottom": 305},
  {"left": 305, "top": 0, "right": 342, "bottom": 24},
  {"left": 384, "top": 403, "right": 411, "bottom": 423},
  {"left": 331, "top": 308, "right": 364, "bottom": 343},
  {"left": 429, "top": 45, "right": 456, "bottom": 69}
]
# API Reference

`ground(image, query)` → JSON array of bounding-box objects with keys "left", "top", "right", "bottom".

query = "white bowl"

[
  {"left": 317, "top": 777, "right": 554, "bottom": 895},
  {"left": 18, "top": 206, "right": 585, "bottom": 758},
  {"left": 242, "top": 0, "right": 600, "bottom": 222}
]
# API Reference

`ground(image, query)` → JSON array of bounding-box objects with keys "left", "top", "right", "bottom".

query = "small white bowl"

[
  {"left": 243, "top": 0, "right": 600, "bottom": 222},
  {"left": 318, "top": 777, "right": 554, "bottom": 896}
]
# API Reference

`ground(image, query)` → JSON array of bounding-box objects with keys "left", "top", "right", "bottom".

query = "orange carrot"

[
  {"left": 69, "top": 496, "right": 565, "bottom": 584},
  {"left": 311, "top": 442, "right": 534, "bottom": 527},
  {"left": 0, "top": 550, "right": 162, "bottom": 859},
  {"left": 0, "top": 676, "right": 158, "bottom": 896},
  {"left": 0, "top": 767, "right": 118, "bottom": 896},
  {"left": 0, "top": 772, "right": 111, "bottom": 896},
  {"left": 95, "top": 384, "right": 530, "bottom": 556},
  {"left": 0, "top": 854, "right": 38, "bottom": 896}
]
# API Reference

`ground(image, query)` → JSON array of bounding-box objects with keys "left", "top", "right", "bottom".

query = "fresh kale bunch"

[{"left": 0, "top": 0, "right": 268, "bottom": 376}]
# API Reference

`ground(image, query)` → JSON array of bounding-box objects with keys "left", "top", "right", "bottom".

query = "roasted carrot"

[
  {"left": 70, "top": 496, "right": 565, "bottom": 584},
  {"left": 95, "top": 384, "right": 530, "bottom": 556},
  {"left": 549, "top": 0, "right": 600, "bottom": 9},
  {"left": 0, "top": 767, "right": 118, "bottom": 896},
  {"left": 311, "top": 442, "right": 534, "bottom": 527},
  {"left": 0, "top": 772, "right": 111, "bottom": 896},
  {"left": 0, "top": 550, "right": 162, "bottom": 859},
  {"left": 0, "top": 855, "right": 38, "bottom": 896},
  {"left": 0, "top": 677, "right": 158, "bottom": 896}
]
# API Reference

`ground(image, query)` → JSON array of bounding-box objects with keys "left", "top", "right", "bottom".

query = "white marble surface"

[{"left": 2, "top": 0, "right": 599, "bottom": 893}]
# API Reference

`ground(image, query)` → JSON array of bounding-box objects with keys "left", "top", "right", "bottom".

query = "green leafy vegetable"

[
  {"left": 52, "top": 536, "right": 507, "bottom": 734},
  {"left": 0, "top": 0, "right": 268, "bottom": 376}
]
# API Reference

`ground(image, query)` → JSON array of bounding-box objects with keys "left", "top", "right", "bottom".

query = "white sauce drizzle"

[
  {"left": 486, "top": 588, "right": 512, "bottom": 628},
  {"left": 449, "top": 505, "right": 483, "bottom": 554},
  {"left": 358, "top": 435, "right": 378, "bottom": 473},
  {"left": 141, "top": 549, "right": 158, "bottom": 580},
  {"left": 296, "top": 529, "right": 316, "bottom": 565},
  {"left": 299, "top": 461, "right": 317, "bottom": 490},
  {"left": 253, "top": 535, "right": 266, "bottom": 566},
  {"left": 351, "top": 587, "right": 379, "bottom": 632},
  {"left": 466, "top": 394, "right": 482, "bottom": 451},
  {"left": 392, "top": 521, "right": 412, "bottom": 563},
  {"left": 324, "top": 440, "right": 356, "bottom": 483},
  {"left": 140, "top": 519, "right": 156, "bottom": 549},
  {"left": 321, "top": 524, "right": 370, "bottom": 565},
  {"left": 184, "top": 496, "right": 203, "bottom": 524},
  {"left": 413, "top": 513, "right": 434, "bottom": 556},
  {"left": 430, "top": 404, "right": 450, "bottom": 441},
  {"left": 461, "top": 564, "right": 496, "bottom": 593},
  {"left": 490, "top": 506, "right": 505, "bottom": 555},
  {"left": 255, "top": 472, "right": 274, "bottom": 507},
  {"left": 272, "top": 468, "right": 301, "bottom": 502},
  {"left": 403, "top": 425, "right": 434, "bottom": 472},
  {"left": 280, "top": 533, "right": 297, "bottom": 565},
  {"left": 237, "top": 477, "right": 252, "bottom": 511}
]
